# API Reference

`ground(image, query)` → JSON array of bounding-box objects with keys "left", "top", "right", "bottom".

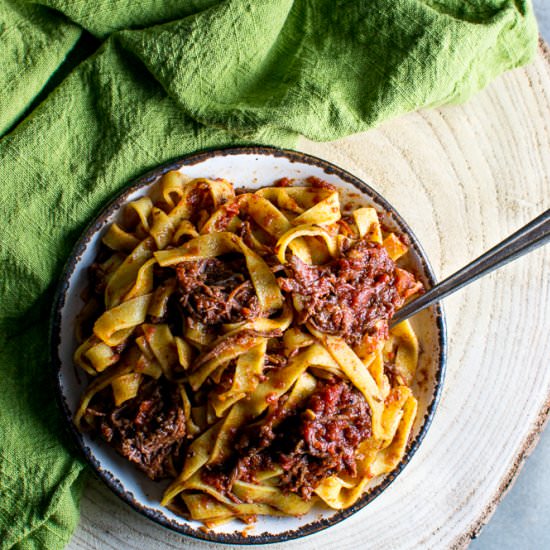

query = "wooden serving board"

[{"left": 67, "top": 42, "right": 550, "bottom": 550}]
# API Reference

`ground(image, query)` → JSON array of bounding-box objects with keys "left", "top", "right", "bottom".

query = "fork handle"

[{"left": 391, "top": 208, "right": 550, "bottom": 327}]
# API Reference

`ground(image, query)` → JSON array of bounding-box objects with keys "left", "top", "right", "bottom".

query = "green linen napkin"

[{"left": 0, "top": 0, "right": 537, "bottom": 548}]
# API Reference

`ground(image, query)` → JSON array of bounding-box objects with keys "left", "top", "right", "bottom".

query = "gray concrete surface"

[{"left": 471, "top": 428, "right": 550, "bottom": 549}]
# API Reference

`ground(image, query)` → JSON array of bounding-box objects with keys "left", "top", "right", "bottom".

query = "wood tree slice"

[{"left": 68, "top": 42, "right": 550, "bottom": 550}]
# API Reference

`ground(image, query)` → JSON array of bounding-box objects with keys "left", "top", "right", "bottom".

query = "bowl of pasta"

[{"left": 51, "top": 147, "right": 446, "bottom": 544}]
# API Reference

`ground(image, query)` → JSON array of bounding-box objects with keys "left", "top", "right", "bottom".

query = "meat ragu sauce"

[
  {"left": 90, "top": 379, "right": 186, "bottom": 480},
  {"left": 198, "top": 377, "right": 371, "bottom": 499},
  {"left": 177, "top": 256, "right": 260, "bottom": 326},
  {"left": 279, "top": 238, "right": 420, "bottom": 347},
  {"left": 233, "top": 378, "right": 372, "bottom": 498},
  {"left": 76, "top": 175, "right": 423, "bottom": 524}
]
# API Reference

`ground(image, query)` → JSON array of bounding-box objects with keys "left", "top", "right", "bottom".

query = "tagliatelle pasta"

[{"left": 74, "top": 172, "right": 423, "bottom": 527}]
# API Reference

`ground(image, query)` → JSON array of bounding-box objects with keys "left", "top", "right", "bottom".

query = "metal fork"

[{"left": 391, "top": 208, "right": 550, "bottom": 327}]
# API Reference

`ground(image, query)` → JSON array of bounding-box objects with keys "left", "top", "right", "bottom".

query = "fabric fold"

[{"left": 0, "top": 0, "right": 81, "bottom": 135}]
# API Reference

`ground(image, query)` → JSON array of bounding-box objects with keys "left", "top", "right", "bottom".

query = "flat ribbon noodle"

[
  {"left": 232, "top": 480, "right": 315, "bottom": 515},
  {"left": 383, "top": 232, "right": 409, "bottom": 260},
  {"left": 210, "top": 340, "right": 267, "bottom": 417},
  {"left": 188, "top": 333, "right": 266, "bottom": 391},
  {"left": 352, "top": 207, "right": 382, "bottom": 243},
  {"left": 154, "top": 232, "right": 283, "bottom": 313},
  {"left": 275, "top": 223, "right": 337, "bottom": 264},
  {"left": 93, "top": 293, "right": 152, "bottom": 346},
  {"left": 123, "top": 257, "right": 156, "bottom": 301},
  {"left": 126, "top": 196, "right": 153, "bottom": 231},
  {"left": 162, "top": 422, "right": 222, "bottom": 504},
  {"left": 182, "top": 492, "right": 280, "bottom": 523},
  {"left": 370, "top": 395, "right": 418, "bottom": 477},
  {"left": 111, "top": 372, "right": 142, "bottom": 406},
  {"left": 290, "top": 189, "right": 340, "bottom": 226},
  {"left": 105, "top": 238, "right": 154, "bottom": 308},
  {"left": 102, "top": 223, "right": 140, "bottom": 252},
  {"left": 141, "top": 323, "right": 179, "bottom": 379},
  {"left": 257, "top": 186, "right": 336, "bottom": 212},
  {"left": 83, "top": 340, "right": 119, "bottom": 373},
  {"left": 158, "top": 170, "right": 189, "bottom": 209},
  {"left": 386, "top": 320, "right": 419, "bottom": 386}
]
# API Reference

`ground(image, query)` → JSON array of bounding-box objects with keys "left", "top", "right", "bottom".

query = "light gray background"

[{"left": 470, "top": 2, "right": 550, "bottom": 549}]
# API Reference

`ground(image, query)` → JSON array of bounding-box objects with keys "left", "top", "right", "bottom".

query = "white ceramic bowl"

[{"left": 51, "top": 147, "right": 446, "bottom": 544}]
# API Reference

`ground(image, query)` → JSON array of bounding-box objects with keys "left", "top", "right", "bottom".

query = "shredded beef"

[
  {"left": 234, "top": 378, "right": 371, "bottom": 498},
  {"left": 278, "top": 239, "right": 421, "bottom": 346},
  {"left": 235, "top": 394, "right": 292, "bottom": 459},
  {"left": 200, "top": 465, "right": 234, "bottom": 496},
  {"left": 93, "top": 379, "right": 187, "bottom": 480},
  {"left": 177, "top": 257, "right": 260, "bottom": 326},
  {"left": 233, "top": 453, "right": 276, "bottom": 484},
  {"left": 279, "top": 379, "right": 371, "bottom": 497}
]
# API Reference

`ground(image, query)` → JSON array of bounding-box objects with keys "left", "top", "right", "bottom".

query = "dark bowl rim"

[{"left": 50, "top": 145, "right": 447, "bottom": 546}]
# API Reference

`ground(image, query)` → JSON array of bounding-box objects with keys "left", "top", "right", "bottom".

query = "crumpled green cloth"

[{"left": 0, "top": 0, "right": 537, "bottom": 548}]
